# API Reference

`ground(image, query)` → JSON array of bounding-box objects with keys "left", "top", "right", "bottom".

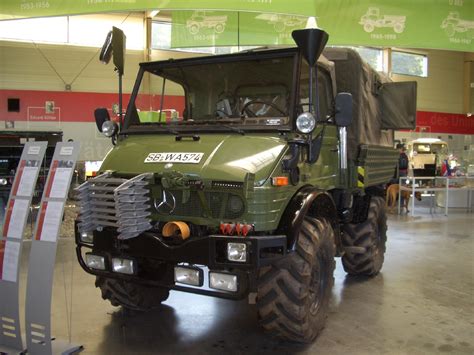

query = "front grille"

[
  {"left": 212, "top": 181, "right": 243, "bottom": 189},
  {"left": 163, "top": 190, "right": 244, "bottom": 220},
  {"left": 76, "top": 172, "right": 152, "bottom": 240}
]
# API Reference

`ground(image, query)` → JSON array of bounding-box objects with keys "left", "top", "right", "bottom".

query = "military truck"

[{"left": 75, "top": 28, "right": 416, "bottom": 343}]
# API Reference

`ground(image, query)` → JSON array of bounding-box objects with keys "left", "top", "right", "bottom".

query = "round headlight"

[
  {"left": 296, "top": 112, "right": 316, "bottom": 134},
  {"left": 0, "top": 178, "right": 7, "bottom": 186},
  {"left": 102, "top": 120, "right": 117, "bottom": 137}
]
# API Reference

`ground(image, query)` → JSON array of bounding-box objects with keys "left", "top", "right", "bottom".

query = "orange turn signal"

[{"left": 272, "top": 176, "right": 289, "bottom": 186}]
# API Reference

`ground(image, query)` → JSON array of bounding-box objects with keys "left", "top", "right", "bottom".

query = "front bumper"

[{"left": 75, "top": 225, "right": 286, "bottom": 300}]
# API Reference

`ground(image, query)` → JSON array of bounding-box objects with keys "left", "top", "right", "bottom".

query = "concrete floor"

[{"left": 5, "top": 201, "right": 474, "bottom": 354}]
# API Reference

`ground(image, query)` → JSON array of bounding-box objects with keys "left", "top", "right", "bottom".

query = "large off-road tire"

[
  {"left": 257, "top": 217, "right": 335, "bottom": 343},
  {"left": 341, "top": 196, "right": 387, "bottom": 276},
  {"left": 95, "top": 277, "right": 169, "bottom": 311}
]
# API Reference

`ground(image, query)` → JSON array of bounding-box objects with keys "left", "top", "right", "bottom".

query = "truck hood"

[{"left": 100, "top": 134, "right": 288, "bottom": 184}]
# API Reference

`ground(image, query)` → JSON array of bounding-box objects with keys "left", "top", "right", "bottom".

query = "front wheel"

[
  {"left": 95, "top": 277, "right": 170, "bottom": 311},
  {"left": 257, "top": 217, "right": 335, "bottom": 343},
  {"left": 341, "top": 196, "right": 387, "bottom": 276}
]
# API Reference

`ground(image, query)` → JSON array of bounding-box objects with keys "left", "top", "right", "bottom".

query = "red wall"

[
  {"left": 0, "top": 89, "right": 184, "bottom": 123},
  {"left": 415, "top": 111, "right": 474, "bottom": 135},
  {"left": 1, "top": 90, "right": 472, "bottom": 135}
]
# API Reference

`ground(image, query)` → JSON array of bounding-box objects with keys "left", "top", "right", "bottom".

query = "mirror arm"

[
  {"left": 282, "top": 139, "right": 306, "bottom": 171},
  {"left": 308, "top": 127, "right": 325, "bottom": 164}
]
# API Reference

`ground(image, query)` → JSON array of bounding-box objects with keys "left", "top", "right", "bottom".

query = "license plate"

[{"left": 144, "top": 152, "right": 204, "bottom": 164}]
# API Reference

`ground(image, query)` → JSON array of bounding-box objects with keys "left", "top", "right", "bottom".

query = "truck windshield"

[
  {"left": 124, "top": 54, "right": 296, "bottom": 131},
  {"left": 413, "top": 143, "right": 448, "bottom": 154}
]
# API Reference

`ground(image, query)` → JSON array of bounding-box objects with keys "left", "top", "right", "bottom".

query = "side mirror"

[
  {"left": 94, "top": 108, "right": 110, "bottom": 132},
  {"left": 99, "top": 27, "right": 126, "bottom": 75},
  {"left": 335, "top": 93, "right": 353, "bottom": 127}
]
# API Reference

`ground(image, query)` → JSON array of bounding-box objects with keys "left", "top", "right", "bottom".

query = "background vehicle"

[
  {"left": 441, "top": 12, "right": 474, "bottom": 38},
  {"left": 359, "top": 7, "right": 406, "bottom": 34},
  {"left": 75, "top": 28, "right": 416, "bottom": 343},
  {"left": 186, "top": 11, "right": 227, "bottom": 35},
  {"left": 408, "top": 138, "right": 448, "bottom": 176}
]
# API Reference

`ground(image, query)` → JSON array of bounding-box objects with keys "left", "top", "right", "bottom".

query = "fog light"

[
  {"left": 0, "top": 178, "right": 7, "bottom": 186},
  {"left": 227, "top": 242, "right": 247, "bottom": 263},
  {"left": 111, "top": 258, "right": 135, "bottom": 275},
  {"left": 80, "top": 231, "right": 93, "bottom": 243},
  {"left": 174, "top": 266, "right": 203, "bottom": 287},
  {"left": 85, "top": 254, "right": 105, "bottom": 270},
  {"left": 209, "top": 272, "right": 238, "bottom": 292}
]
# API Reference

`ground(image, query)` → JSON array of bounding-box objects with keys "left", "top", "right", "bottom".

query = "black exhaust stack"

[
  {"left": 292, "top": 28, "right": 329, "bottom": 164},
  {"left": 292, "top": 28, "right": 328, "bottom": 116},
  {"left": 291, "top": 28, "right": 329, "bottom": 67}
]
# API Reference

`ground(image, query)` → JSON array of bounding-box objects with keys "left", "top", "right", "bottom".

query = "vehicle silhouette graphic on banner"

[
  {"left": 186, "top": 11, "right": 228, "bottom": 35},
  {"left": 264, "top": 14, "right": 307, "bottom": 33},
  {"left": 359, "top": 7, "right": 406, "bottom": 34},
  {"left": 441, "top": 12, "right": 474, "bottom": 38}
]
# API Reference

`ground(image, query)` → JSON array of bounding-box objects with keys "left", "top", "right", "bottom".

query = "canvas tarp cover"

[
  {"left": 379, "top": 81, "right": 417, "bottom": 130},
  {"left": 322, "top": 48, "right": 416, "bottom": 160}
]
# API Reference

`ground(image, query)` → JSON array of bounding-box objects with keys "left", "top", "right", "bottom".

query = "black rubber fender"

[{"left": 278, "top": 185, "right": 340, "bottom": 252}]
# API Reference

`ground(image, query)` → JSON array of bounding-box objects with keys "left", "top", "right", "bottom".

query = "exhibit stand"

[
  {"left": 398, "top": 176, "right": 474, "bottom": 216},
  {"left": 25, "top": 142, "right": 83, "bottom": 355},
  {"left": 0, "top": 142, "right": 47, "bottom": 354}
]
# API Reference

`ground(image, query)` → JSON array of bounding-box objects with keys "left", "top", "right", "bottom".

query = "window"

[
  {"left": 351, "top": 47, "right": 384, "bottom": 72},
  {"left": 299, "top": 62, "right": 333, "bottom": 120},
  {"left": 151, "top": 22, "right": 172, "bottom": 50},
  {"left": 125, "top": 53, "right": 296, "bottom": 130},
  {"left": 392, "top": 51, "right": 428, "bottom": 77},
  {"left": 0, "top": 14, "right": 144, "bottom": 50},
  {"left": 0, "top": 17, "right": 68, "bottom": 44}
]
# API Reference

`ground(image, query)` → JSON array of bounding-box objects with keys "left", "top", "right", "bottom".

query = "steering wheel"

[{"left": 240, "top": 99, "right": 286, "bottom": 118}]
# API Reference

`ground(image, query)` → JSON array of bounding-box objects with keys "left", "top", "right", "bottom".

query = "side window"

[{"left": 299, "top": 61, "right": 333, "bottom": 120}]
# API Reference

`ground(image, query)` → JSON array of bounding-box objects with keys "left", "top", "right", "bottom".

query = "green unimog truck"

[{"left": 75, "top": 28, "right": 416, "bottom": 343}]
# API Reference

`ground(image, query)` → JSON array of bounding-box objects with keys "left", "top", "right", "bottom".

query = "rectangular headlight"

[
  {"left": 209, "top": 272, "right": 238, "bottom": 292},
  {"left": 111, "top": 258, "right": 135, "bottom": 275},
  {"left": 174, "top": 266, "right": 203, "bottom": 287},
  {"left": 85, "top": 253, "right": 105, "bottom": 270},
  {"left": 80, "top": 231, "right": 93, "bottom": 243},
  {"left": 227, "top": 242, "right": 247, "bottom": 262}
]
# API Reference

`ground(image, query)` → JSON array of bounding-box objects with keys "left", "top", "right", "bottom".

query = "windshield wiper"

[{"left": 179, "top": 120, "right": 245, "bottom": 135}]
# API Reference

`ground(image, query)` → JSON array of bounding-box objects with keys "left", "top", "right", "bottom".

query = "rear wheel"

[
  {"left": 341, "top": 196, "right": 387, "bottom": 276},
  {"left": 257, "top": 217, "right": 335, "bottom": 343},
  {"left": 95, "top": 277, "right": 169, "bottom": 311}
]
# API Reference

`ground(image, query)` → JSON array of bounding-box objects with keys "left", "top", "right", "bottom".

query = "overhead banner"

[
  {"left": 171, "top": 1, "right": 474, "bottom": 51},
  {"left": 0, "top": 0, "right": 317, "bottom": 19},
  {"left": 1, "top": 0, "right": 472, "bottom": 51},
  {"left": 171, "top": 11, "right": 308, "bottom": 47}
]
